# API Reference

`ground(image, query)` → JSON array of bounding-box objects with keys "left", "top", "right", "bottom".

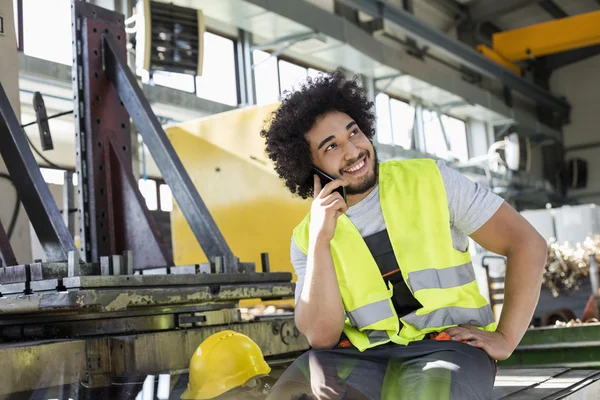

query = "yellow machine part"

[
  {"left": 492, "top": 10, "right": 600, "bottom": 61},
  {"left": 165, "top": 103, "right": 310, "bottom": 293},
  {"left": 476, "top": 45, "right": 522, "bottom": 76}
]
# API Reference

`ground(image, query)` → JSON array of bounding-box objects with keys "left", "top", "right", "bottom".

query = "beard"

[{"left": 343, "top": 147, "right": 379, "bottom": 195}]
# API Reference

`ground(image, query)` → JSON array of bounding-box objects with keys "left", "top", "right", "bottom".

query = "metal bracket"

[{"left": 33, "top": 92, "right": 54, "bottom": 151}]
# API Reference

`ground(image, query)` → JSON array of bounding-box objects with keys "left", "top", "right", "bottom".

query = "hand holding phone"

[
  {"left": 310, "top": 166, "right": 348, "bottom": 243},
  {"left": 312, "top": 166, "right": 347, "bottom": 203}
]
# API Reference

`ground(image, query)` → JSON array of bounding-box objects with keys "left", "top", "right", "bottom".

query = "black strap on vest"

[{"left": 362, "top": 229, "right": 422, "bottom": 318}]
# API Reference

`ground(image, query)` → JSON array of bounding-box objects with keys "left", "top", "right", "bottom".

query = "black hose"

[
  {"left": 20, "top": 110, "right": 74, "bottom": 129},
  {"left": 24, "top": 134, "right": 65, "bottom": 169},
  {"left": 0, "top": 173, "right": 20, "bottom": 240}
]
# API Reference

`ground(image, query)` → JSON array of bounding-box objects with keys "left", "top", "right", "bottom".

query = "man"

[{"left": 261, "top": 70, "right": 547, "bottom": 399}]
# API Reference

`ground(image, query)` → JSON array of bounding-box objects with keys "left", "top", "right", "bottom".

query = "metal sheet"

[
  {"left": 106, "top": 135, "right": 173, "bottom": 268},
  {"left": 0, "top": 302, "right": 236, "bottom": 326},
  {"left": 109, "top": 318, "right": 308, "bottom": 378},
  {"left": 502, "top": 323, "right": 600, "bottom": 368},
  {"left": 29, "top": 261, "right": 98, "bottom": 281},
  {"left": 102, "top": 33, "right": 237, "bottom": 270},
  {"left": 0, "top": 83, "right": 77, "bottom": 262},
  {"left": 62, "top": 272, "right": 292, "bottom": 288},
  {"left": 0, "top": 339, "right": 87, "bottom": 395},
  {"left": 0, "top": 283, "right": 294, "bottom": 314},
  {"left": 0, "top": 318, "right": 308, "bottom": 394}
]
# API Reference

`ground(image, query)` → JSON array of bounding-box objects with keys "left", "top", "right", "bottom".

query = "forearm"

[
  {"left": 496, "top": 236, "right": 547, "bottom": 350},
  {"left": 295, "top": 239, "right": 345, "bottom": 348}
]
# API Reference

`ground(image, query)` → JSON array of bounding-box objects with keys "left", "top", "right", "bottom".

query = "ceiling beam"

[
  {"left": 423, "top": 0, "right": 466, "bottom": 18},
  {"left": 469, "top": 0, "right": 539, "bottom": 22},
  {"left": 538, "top": 0, "right": 569, "bottom": 19}
]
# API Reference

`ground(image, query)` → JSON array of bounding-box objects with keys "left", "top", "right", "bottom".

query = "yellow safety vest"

[{"left": 293, "top": 159, "right": 496, "bottom": 352}]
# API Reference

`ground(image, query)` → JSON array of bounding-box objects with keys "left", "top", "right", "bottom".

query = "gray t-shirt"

[{"left": 291, "top": 160, "right": 504, "bottom": 303}]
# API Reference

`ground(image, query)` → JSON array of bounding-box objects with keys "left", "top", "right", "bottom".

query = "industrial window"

[
  {"left": 40, "top": 168, "right": 67, "bottom": 186},
  {"left": 375, "top": 93, "right": 414, "bottom": 149},
  {"left": 159, "top": 184, "right": 173, "bottom": 212},
  {"left": 138, "top": 179, "right": 158, "bottom": 211},
  {"left": 196, "top": 32, "right": 238, "bottom": 106},
  {"left": 423, "top": 110, "right": 468, "bottom": 164},
  {"left": 278, "top": 60, "right": 307, "bottom": 95},
  {"left": 151, "top": 71, "right": 196, "bottom": 93},
  {"left": 253, "top": 50, "right": 280, "bottom": 105},
  {"left": 22, "top": 0, "right": 72, "bottom": 65},
  {"left": 145, "top": 32, "right": 238, "bottom": 105},
  {"left": 308, "top": 67, "right": 324, "bottom": 79}
]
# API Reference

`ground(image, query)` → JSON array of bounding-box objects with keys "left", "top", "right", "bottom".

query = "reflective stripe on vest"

[
  {"left": 401, "top": 304, "right": 495, "bottom": 331},
  {"left": 348, "top": 299, "right": 394, "bottom": 329},
  {"left": 406, "top": 262, "right": 476, "bottom": 293}
]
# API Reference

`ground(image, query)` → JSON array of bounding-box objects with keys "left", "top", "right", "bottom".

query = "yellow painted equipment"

[
  {"left": 166, "top": 103, "right": 310, "bottom": 286},
  {"left": 492, "top": 10, "right": 600, "bottom": 61},
  {"left": 476, "top": 45, "right": 522, "bottom": 76}
]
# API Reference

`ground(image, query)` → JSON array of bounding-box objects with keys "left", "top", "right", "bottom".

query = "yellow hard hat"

[{"left": 180, "top": 330, "right": 271, "bottom": 399}]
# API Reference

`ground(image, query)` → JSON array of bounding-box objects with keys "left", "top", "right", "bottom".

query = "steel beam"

[
  {"left": 468, "top": 0, "right": 539, "bottom": 22},
  {"left": 538, "top": 0, "right": 568, "bottom": 19},
  {"left": 337, "top": 0, "right": 571, "bottom": 119},
  {"left": 0, "top": 84, "right": 77, "bottom": 262},
  {"left": 0, "top": 218, "right": 17, "bottom": 267},
  {"left": 102, "top": 33, "right": 235, "bottom": 266}
]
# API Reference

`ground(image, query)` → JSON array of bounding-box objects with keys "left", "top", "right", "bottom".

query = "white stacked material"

[
  {"left": 520, "top": 208, "right": 556, "bottom": 242},
  {"left": 555, "top": 204, "right": 600, "bottom": 245}
]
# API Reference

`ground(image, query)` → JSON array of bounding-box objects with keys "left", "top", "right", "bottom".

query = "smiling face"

[{"left": 306, "top": 111, "right": 378, "bottom": 204}]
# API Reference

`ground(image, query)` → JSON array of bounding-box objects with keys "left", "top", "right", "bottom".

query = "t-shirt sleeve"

[
  {"left": 437, "top": 160, "right": 504, "bottom": 235},
  {"left": 290, "top": 237, "right": 308, "bottom": 304}
]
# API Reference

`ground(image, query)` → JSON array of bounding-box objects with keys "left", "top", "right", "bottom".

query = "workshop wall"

[
  {"left": 551, "top": 53, "right": 600, "bottom": 205},
  {"left": 0, "top": 1, "right": 32, "bottom": 263}
]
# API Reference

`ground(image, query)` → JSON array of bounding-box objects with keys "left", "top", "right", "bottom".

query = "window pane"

[
  {"left": 253, "top": 50, "right": 279, "bottom": 105},
  {"left": 423, "top": 110, "right": 468, "bottom": 163},
  {"left": 308, "top": 68, "right": 324, "bottom": 79},
  {"left": 196, "top": 32, "right": 238, "bottom": 106},
  {"left": 13, "top": 0, "right": 19, "bottom": 47},
  {"left": 40, "top": 168, "right": 66, "bottom": 185},
  {"left": 423, "top": 110, "right": 448, "bottom": 159},
  {"left": 278, "top": 60, "right": 307, "bottom": 94},
  {"left": 23, "top": 0, "right": 72, "bottom": 64},
  {"left": 152, "top": 71, "right": 195, "bottom": 93},
  {"left": 138, "top": 179, "right": 158, "bottom": 211},
  {"left": 390, "top": 99, "right": 414, "bottom": 150},
  {"left": 442, "top": 115, "right": 469, "bottom": 164},
  {"left": 159, "top": 184, "right": 173, "bottom": 212},
  {"left": 375, "top": 93, "right": 392, "bottom": 145}
]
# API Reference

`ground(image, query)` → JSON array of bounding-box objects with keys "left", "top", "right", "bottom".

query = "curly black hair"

[{"left": 260, "top": 69, "right": 376, "bottom": 199}]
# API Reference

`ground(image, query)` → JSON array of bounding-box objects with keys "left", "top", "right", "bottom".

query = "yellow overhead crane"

[{"left": 477, "top": 10, "right": 600, "bottom": 75}]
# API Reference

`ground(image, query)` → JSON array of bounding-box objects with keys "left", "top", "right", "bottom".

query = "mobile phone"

[{"left": 312, "top": 166, "right": 347, "bottom": 203}]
